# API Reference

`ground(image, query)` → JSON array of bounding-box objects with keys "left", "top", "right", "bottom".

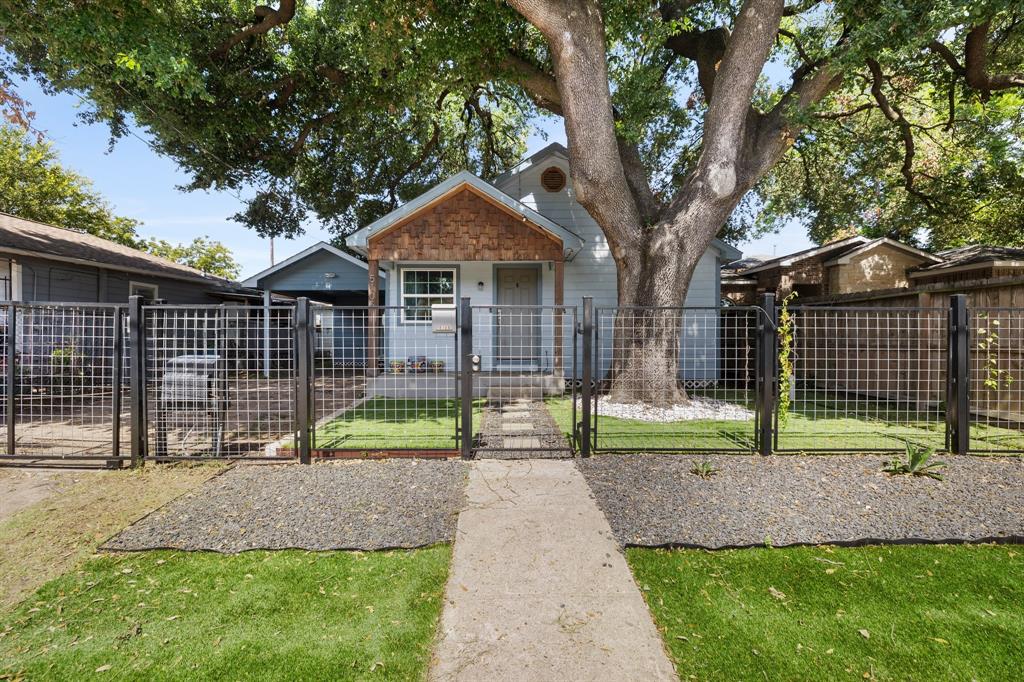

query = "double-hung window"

[
  {"left": 129, "top": 281, "right": 159, "bottom": 301},
  {"left": 400, "top": 268, "right": 455, "bottom": 323}
]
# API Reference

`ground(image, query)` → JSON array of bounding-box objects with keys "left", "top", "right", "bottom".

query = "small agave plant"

[
  {"left": 883, "top": 443, "right": 947, "bottom": 481},
  {"left": 690, "top": 460, "right": 718, "bottom": 480}
]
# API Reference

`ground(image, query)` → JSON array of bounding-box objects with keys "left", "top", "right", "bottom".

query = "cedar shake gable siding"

[{"left": 367, "top": 186, "right": 564, "bottom": 262}]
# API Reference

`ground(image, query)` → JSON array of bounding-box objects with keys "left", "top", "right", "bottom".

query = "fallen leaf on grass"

[
  {"left": 929, "top": 637, "right": 949, "bottom": 645},
  {"left": 858, "top": 629, "right": 870, "bottom": 639},
  {"left": 768, "top": 586, "right": 786, "bottom": 601},
  {"left": 95, "top": 664, "right": 112, "bottom": 672}
]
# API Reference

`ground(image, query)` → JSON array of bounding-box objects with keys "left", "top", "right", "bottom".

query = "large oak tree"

[{"left": 2, "top": 0, "right": 1021, "bottom": 400}]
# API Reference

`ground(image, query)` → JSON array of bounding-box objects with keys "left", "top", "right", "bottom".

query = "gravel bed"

[
  {"left": 583, "top": 396, "right": 753, "bottom": 422},
  {"left": 104, "top": 459, "right": 467, "bottom": 553},
  {"left": 476, "top": 401, "right": 573, "bottom": 459},
  {"left": 579, "top": 454, "right": 1024, "bottom": 548}
]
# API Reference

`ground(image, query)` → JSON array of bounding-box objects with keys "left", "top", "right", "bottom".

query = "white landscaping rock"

[{"left": 580, "top": 396, "right": 754, "bottom": 422}]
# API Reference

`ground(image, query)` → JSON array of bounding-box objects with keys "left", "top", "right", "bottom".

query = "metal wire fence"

[
  {"left": 0, "top": 303, "right": 127, "bottom": 463},
  {"left": 775, "top": 306, "right": 949, "bottom": 453},
  {"left": 468, "top": 305, "right": 576, "bottom": 457},
  {"left": 308, "top": 304, "right": 461, "bottom": 454},
  {"left": 591, "top": 306, "right": 760, "bottom": 453},
  {"left": 2, "top": 294, "right": 1023, "bottom": 464},
  {"left": 967, "top": 308, "right": 1024, "bottom": 452},
  {"left": 144, "top": 305, "right": 296, "bottom": 460}
]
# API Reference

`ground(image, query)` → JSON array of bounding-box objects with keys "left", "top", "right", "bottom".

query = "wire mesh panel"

[
  {"left": 592, "top": 306, "right": 759, "bottom": 453},
  {"left": 0, "top": 303, "right": 126, "bottom": 462},
  {"left": 310, "top": 305, "right": 460, "bottom": 453},
  {"left": 775, "top": 307, "right": 948, "bottom": 452},
  {"left": 144, "top": 305, "right": 296, "bottom": 459},
  {"left": 968, "top": 309, "right": 1024, "bottom": 452},
  {"left": 470, "top": 305, "right": 576, "bottom": 457}
]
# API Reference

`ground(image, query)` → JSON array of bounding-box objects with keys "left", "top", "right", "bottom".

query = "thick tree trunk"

[
  {"left": 606, "top": 216, "right": 718, "bottom": 406},
  {"left": 504, "top": 0, "right": 829, "bottom": 405}
]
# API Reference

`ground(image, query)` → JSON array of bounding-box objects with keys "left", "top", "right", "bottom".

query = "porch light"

[{"left": 477, "top": 281, "right": 485, "bottom": 291}]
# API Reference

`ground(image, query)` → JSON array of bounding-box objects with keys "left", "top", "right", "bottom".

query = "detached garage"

[{"left": 241, "top": 242, "right": 385, "bottom": 368}]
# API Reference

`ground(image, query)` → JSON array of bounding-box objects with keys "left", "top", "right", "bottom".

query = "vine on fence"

[
  {"left": 776, "top": 291, "right": 798, "bottom": 426},
  {"left": 976, "top": 313, "right": 1014, "bottom": 391}
]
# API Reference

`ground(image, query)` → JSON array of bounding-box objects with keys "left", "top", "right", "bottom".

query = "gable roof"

[
  {"left": 493, "top": 142, "right": 569, "bottom": 185},
  {"left": 0, "top": 211, "right": 233, "bottom": 285},
  {"left": 735, "top": 235, "right": 870, "bottom": 275},
  {"left": 345, "top": 171, "right": 585, "bottom": 259},
  {"left": 910, "top": 244, "right": 1024, "bottom": 277},
  {"left": 240, "top": 241, "right": 385, "bottom": 288},
  {"left": 822, "top": 237, "right": 942, "bottom": 266},
  {"left": 710, "top": 239, "right": 742, "bottom": 262}
]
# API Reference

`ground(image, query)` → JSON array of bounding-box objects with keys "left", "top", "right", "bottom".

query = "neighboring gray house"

[
  {"left": 241, "top": 241, "right": 386, "bottom": 369},
  {"left": 0, "top": 211, "right": 250, "bottom": 304}
]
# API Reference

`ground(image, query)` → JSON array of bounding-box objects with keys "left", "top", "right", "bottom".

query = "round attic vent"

[{"left": 540, "top": 166, "right": 566, "bottom": 192}]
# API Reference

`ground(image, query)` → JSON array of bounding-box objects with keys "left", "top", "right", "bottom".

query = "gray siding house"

[
  {"left": 241, "top": 241, "right": 386, "bottom": 369},
  {"left": 0, "top": 212, "right": 248, "bottom": 304},
  {"left": 344, "top": 143, "right": 741, "bottom": 378}
]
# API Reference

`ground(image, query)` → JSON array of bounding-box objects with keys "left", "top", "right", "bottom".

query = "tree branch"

[
  {"left": 964, "top": 22, "right": 1024, "bottom": 97},
  {"left": 499, "top": 50, "right": 660, "bottom": 222},
  {"left": 866, "top": 58, "right": 937, "bottom": 210},
  {"left": 500, "top": 53, "right": 562, "bottom": 116},
  {"left": 664, "top": 28, "right": 729, "bottom": 101},
  {"left": 212, "top": 1, "right": 296, "bottom": 59},
  {"left": 506, "top": 0, "right": 645, "bottom": 251},
  {"left": 698, "top": 0, "right": 785, "bottom": 195},
  {"left": 927, "top": 39, "right": 964, "bottom": 74}
]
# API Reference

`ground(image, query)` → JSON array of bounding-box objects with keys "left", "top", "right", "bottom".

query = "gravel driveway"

[
  {"left": 579, "top": 455, "right": 1024, "bottom": 548},
  {"left": 104, "top": 459, "right": 467, "bottom": 553}
]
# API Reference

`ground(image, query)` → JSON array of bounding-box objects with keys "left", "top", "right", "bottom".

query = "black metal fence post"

[
  {"left": 948, "top": 294, "right": 970, "bottom": 454},
  {"left": 580, "top": 297, "right": 593, "bottom": 456},
  {"left": 757, "top": 293, "right": 777, "bottom": 456},
  {"left": 111, "top": 306, "right": 124, "bottom": 462},
  {"left": 6, "top": 304, "right": 16, "bottom": 457},
  {"left": 295, "top": 297, "right": 312, "bottom": 464},
  {"left": 128, "top": 295, "right": 146, "bottom": 467},
  {"left": 460, "top": 297, "right": 473, "bottom": 460}
]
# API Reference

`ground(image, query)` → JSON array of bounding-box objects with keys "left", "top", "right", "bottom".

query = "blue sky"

[{"left": 15, "top": 77, "right": 811, "bottom": 278}]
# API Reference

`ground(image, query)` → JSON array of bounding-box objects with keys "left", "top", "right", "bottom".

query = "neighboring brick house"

[
  {"left": 722, "top": 235, "right": 941, "bottom": 304},
  {"left": 726, "top": 240, "right": 1024, "bottom": 420}
]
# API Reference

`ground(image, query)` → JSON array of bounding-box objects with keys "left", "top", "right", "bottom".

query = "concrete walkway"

[{"left": 430, "top": 459, "right": 676, "bottom": 681}]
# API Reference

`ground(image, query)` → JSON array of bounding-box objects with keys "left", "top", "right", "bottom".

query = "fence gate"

[
  {"left": 462, "top": 301, "right": 578, "bottom": 458},
  {"left": 143, "top": 304, "right": 298, "bottom": 460},
  {"left": 0, "top": 302, "right": 128, "bottom": 465}
]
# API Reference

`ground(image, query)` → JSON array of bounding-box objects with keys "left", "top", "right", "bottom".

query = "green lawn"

[
  {"left": 314, "top": 398, "right": 482, "bottom": 450},
  {"left": 629, "top": 544, "right": 1024, "bottom": 681},
  {"left": 0, "top": 547, "right": 451, "bottom": 681},
  {"left": 545, "top": 393, "right": 1024, "bottom": 453}
]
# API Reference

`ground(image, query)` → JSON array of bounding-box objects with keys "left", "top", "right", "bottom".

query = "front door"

[{"left": 495, "top": 267, "right": 539, "bottom": 368}]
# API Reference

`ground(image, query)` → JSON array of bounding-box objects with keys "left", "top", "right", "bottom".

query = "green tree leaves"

[{"left": 0, "top": 124, "right": 240, "bottom": 279}]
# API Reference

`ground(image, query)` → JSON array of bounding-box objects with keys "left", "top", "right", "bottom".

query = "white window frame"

[
  {"left": 399, "top": 267, "right": 457, "bottom": 324},
  {"left": 129, "top": 281, "right": 159, "bottom": 301}
]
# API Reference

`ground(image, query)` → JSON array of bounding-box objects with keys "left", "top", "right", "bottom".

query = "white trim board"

[{"left": 240, "top": 241, "right": 387, "bottom": 288}]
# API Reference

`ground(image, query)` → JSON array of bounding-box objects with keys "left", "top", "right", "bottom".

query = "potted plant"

[
  {"left": 389, "top": 359, "right": 405, "bottom": 374},
  {"left": 429, "top": 359, "right": 445, "bottom": 373},
  {"left": 407, "top": 355, "right": 427, "bottom": 373}
]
